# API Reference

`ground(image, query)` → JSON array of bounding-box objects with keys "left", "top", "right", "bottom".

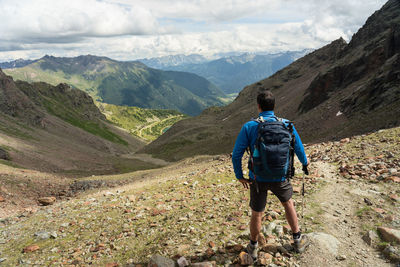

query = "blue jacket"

[{"left": 232, "top": 111, "right": 308, "bottom": 182}]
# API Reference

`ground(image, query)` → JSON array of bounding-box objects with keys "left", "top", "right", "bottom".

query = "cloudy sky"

[{"left": 0, "top": 0, "right": 387, "bottom": 62}]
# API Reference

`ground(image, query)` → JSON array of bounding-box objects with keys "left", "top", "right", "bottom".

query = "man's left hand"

[{"left": 238, "top": 178, "right": 252, "bottom": 189}]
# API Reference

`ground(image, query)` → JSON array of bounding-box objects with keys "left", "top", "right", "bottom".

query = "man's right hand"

[
  {"left": 302, "top": 164, "right": 309, "bottom": 175},
  {"left": 238, "top": 178, "right": 252, "bottom": 189}
]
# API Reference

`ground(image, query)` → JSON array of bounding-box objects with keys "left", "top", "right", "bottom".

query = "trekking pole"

[
  {"left": 301, "top": 172, "right": 305, "bottom": 223},
  {"left": 301, "top": 164, "right": 308, "bottom": 231}
]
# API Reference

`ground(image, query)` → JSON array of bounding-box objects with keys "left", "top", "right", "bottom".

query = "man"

[{"left": 232, "top": 90, "right": 309, "bottom": 260}]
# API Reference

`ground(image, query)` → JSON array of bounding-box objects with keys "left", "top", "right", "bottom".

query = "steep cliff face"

[
  {"left": 0, "top": 69, "right": 44, "bottom": 125},
  {"left": 143, "top": 0, "right": 400, "bottom": 161}
]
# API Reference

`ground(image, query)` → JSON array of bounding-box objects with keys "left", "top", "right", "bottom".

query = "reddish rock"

[
  {"left": 0, "top": 196, "right": 4, "bottom": 202},
  {"left": 238, "top": 225, "right": 247, "bottom": 230},
  {"left": 389, "top": 194, "right": 399, "bottom": 202},
  {"left": 208, "top": 241, "right": 215, "bottom": 248},
  {"left": 239, "top": 251, "right": 253, "bottom": 265},
  {"left": 373, "top": 208, "right": 385, "bottom": 214},
  {"left": 385, "top": 176, "right": 400, "bottom": 183},
  {"left": 106, "top": 263, "right": 119, "bottom": 267},
  {"left": 258, "top": 252, "right": 272, "bottom": 265},
  {"left": 378, "top": 227, "right": 400, "bottom": 244},
  {"left": 205, "top": 248, "right": 215, "bottom": 257},
  {"left": 233, "top": 244, "right": 244, "bottom": 252},
  {"left": 23, "top": 244, "right": 40, "bottom": 253}
]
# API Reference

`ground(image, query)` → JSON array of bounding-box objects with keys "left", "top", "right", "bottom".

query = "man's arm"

[
  {"left": 232, "top": 124, "right": 250, "bottom": 180},
  {"left": 293, "top": 125, "right": 308, "bottom": 166}
]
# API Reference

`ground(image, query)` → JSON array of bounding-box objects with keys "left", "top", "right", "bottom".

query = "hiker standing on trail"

[{"left": 232, "top": 89, "right": 310, "bottom": 260}]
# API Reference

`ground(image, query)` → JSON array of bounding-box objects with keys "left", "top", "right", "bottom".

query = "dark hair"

[{"left": 257, "top": 90, "right": 275, "bottom": 111}]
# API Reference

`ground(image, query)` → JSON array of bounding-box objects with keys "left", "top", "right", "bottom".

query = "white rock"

[{"left": 308, "top": 232, "right": 340, "bottom": 256}]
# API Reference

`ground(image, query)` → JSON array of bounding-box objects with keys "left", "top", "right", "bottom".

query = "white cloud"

[
  {"left": 0, "top": 0, "right": 388, "bottom": 62},
  {"left": 0, "top": 0, "right": 160, "bottom": 42}
]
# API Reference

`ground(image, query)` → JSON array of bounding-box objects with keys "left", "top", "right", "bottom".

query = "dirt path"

[{"left": 299, "top": 161, "right": 391, "bottom": 267}]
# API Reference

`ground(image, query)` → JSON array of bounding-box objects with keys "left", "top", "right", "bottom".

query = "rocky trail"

[
  {"left": 0, "top": 127, "right": 399, "bottom": 266},
  {"left": 299, "top": 161, "right": 393, "bottom": 266}
]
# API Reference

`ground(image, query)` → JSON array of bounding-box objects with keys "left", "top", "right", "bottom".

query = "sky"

[{"left": 0, "top": 0, "right": 387, "bottom": 62}]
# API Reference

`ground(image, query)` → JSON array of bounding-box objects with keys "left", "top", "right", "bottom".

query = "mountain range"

[
  {"left": 143, "top": 0, "right": 400, "bottom": 161},
  {"left": 4, "top": 55, "right": 226, "bottom": 116},
  {"left": 140, "top": 51, "right": 310, "bottom": 94}
]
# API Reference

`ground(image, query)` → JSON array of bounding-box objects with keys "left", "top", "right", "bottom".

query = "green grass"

[
  {"left": 356, "top": 206, "right": 372, "bottom": 217},
  {"left": 0, "top": 159, "right": 24, "bottom": 168},
  {"left": 99, "top": 103, "right": 187, "bottom": 142}
]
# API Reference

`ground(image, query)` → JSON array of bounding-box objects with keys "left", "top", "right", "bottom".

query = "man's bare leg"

[
  {"left": 250, "top": 210, "right": 263, "bottom": 242},
  {"left": 281, "top": 199, "right": 300, "bottom": 233}
]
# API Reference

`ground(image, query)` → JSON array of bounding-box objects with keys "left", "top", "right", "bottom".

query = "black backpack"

[{"left": 248, "top": 116, "right": 295, "bottom": 181}]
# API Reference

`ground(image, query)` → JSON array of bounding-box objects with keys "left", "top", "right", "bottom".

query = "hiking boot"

[
  {"left": 246, "top": 243, "right": 258, "bottom": 260},
  {"left": 293, "top": 234, "right": 310, "bottom": 253}
]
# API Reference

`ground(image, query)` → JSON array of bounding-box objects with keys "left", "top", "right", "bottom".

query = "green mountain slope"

[
  {"left": 5, "top": 55, "right": 226, "bottom": 115},
  {"left": 0, "top": 69, "right": 159, "bottom": 174},
  {"left": 98, "top": 103, "right": 187, "bottom": 142}
]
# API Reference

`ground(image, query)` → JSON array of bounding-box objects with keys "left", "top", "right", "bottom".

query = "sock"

[
  {"left": 250, "top": 239, "right": 258, "bottom": 246},
  {"left": 293, "top": 232, "right": 301, "bottom": 240}
]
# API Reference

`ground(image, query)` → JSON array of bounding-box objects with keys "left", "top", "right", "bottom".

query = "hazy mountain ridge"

[
  {"left": 140, "top": 51, "right": 311, "bottom": 94},
  {"left": 0, "top": 58, "right": 37, "bottom": 69},
  {"left": 4, "top": 55, "right": 226, "bottom": 115},
  {"left": 143, "top": 0, "right": 400, "bottom": 161}
]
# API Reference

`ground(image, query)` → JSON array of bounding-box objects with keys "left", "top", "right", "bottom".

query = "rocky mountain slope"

[
  {"left": 143, "top": 0, "right": 400, "bottom": 161},
  {"left": 158, "top": 51, "right": 309, "bottom": 94},
  {"left": 4, "top": 55, "right": 226, "bottom": 115},
  {"left": 0, "top": 69, "right": 157, "bottom": 175},
  {"left": 0, "top": 126, "right": 398, "bottom": 266}
]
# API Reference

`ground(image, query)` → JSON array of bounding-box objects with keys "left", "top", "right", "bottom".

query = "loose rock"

[
  {"left": 38, "top": 197, "right": 56, "bottom": 206},
  {"left": 362, "top": 230, "right": 379, "bottom": 246},
  {"left": 191, "top": 261, "right": 216, "bottom": 267},
  {"left": 148, "top": 254, "right": 175, "bottom": 267},
  {"left": 239, "top": 251, "right": 253, "bottom": 266},
  {"left": 23, "top": 245, "right": 40, "bottom": 253}
]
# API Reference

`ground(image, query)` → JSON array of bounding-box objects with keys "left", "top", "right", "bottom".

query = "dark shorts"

[{"left": 249, "top": 179, "right": 293, "bottom": 212}]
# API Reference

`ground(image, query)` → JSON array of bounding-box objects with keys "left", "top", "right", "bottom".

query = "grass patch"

[
  {"left": 356, "top": 206, "right": 372, "bottom": 217},
  {"left": 0, "top": 159, "right": 23, "bottom": 169}
]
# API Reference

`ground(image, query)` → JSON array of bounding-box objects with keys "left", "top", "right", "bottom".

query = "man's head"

[{"left": 257, "top": 90, "right": 275, "bottom": 112}]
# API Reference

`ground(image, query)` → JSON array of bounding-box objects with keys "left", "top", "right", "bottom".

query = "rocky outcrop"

[{"left": 0, "top": 69, "right": 44, "bottom": 125}]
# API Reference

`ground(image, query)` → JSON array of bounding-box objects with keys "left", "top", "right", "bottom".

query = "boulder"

[
  {"left": 308, "top": 232, "right": 340, "bottom": 256},
  {"left": 148, "top": 255, "right": 175, "bottom": 267},
  {"left": 377, "top": 227, "right": 400, "bottom": 244},
  {"left": 38, "top": 197, "right": 56, "bottom": 206}
]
